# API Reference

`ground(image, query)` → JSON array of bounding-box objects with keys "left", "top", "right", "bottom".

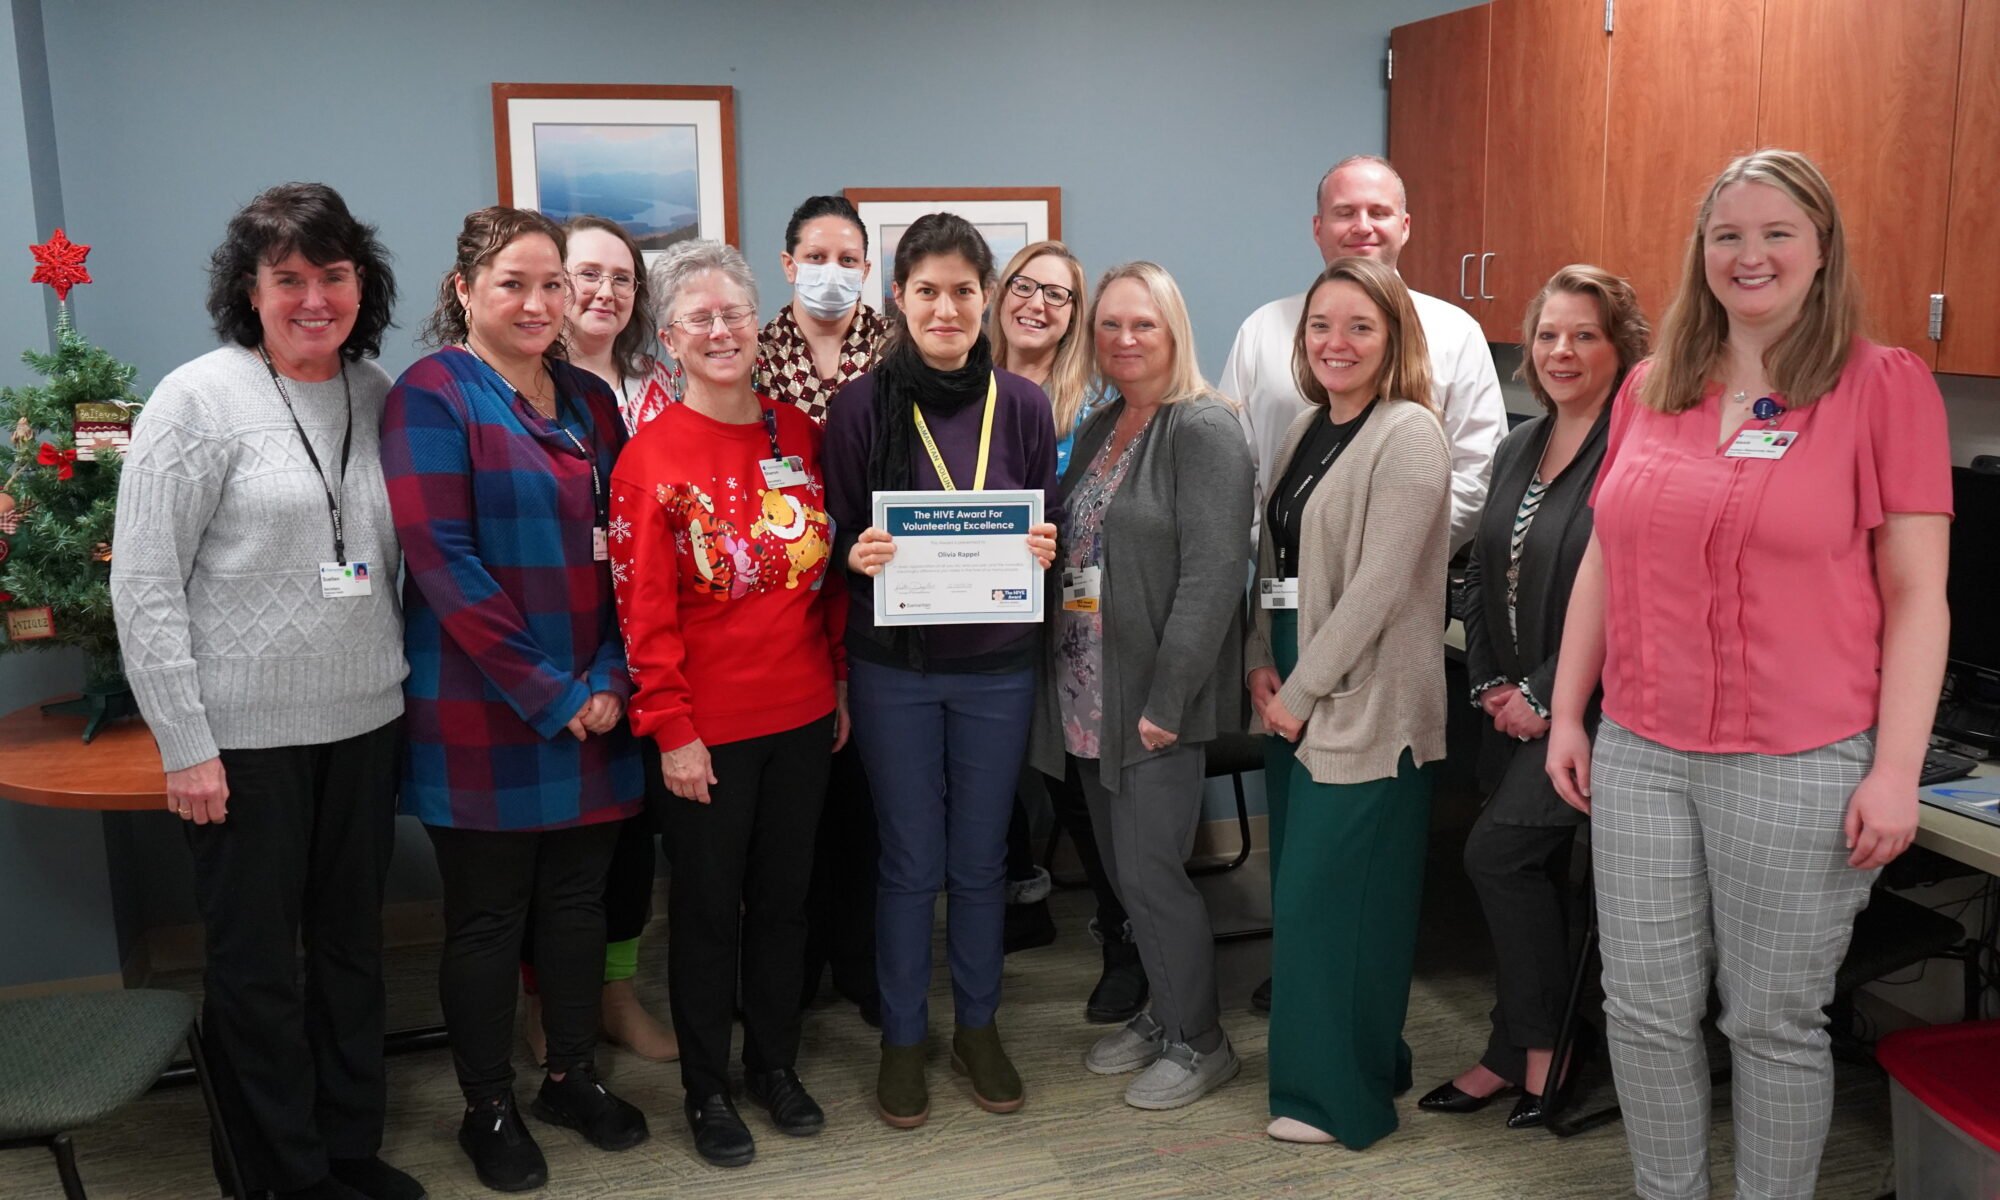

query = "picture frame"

[
  {"left": 843, "top": 187, "right": 1062, "bottom": 315},
  {"left": 492, "top": 83, "right": 740, "bottom": 259}
]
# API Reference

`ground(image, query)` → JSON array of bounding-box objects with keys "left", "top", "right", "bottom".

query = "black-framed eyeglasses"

[
  {"left": 1006, "top": 274, "right": 1074, "bottom": 308},
  {"left": 667, "top": 305, "right": 758, "bottom": 335},
  {"left": 570, "top": 268, "right": 638, "bottom": 297}
]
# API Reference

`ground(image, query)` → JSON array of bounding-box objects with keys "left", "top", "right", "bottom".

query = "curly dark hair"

[
  {"left": 420, "top": 206, "right": 569, "bottom": 351},
  {"left": 563, "top": 215, "right": 658, "bottom": 380},
  {"left": 205, "top": 182, "right": 396, "bottom": 361}
]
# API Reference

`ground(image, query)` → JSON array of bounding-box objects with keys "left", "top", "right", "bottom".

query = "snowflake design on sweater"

[
  {"left": 611, "top": 559, "right": 629, "bottom": 584},
  {"left": 608, "top": 515, "right": 632, "bottom": 543}
]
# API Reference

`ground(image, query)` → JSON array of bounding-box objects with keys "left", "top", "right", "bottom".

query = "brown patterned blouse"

[{"left": 754, "top": 302, "right": 890, "bottom": 424}]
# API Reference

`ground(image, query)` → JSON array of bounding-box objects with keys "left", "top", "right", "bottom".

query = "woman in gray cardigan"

[
  {"left": 1028, "top": 262, "right": 1254, "bottom": 1111},
  {"left": 1246, "top": 256, "right": 1451, "bottom": 1148}
]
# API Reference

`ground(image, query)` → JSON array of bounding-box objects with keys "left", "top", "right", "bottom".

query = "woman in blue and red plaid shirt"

[{"left": 380, "top": 207, "right": 647, "bottom": 1193}]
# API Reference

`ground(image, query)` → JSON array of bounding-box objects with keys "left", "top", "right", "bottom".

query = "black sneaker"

[
  {"left": 328, "top": 1156, "right": 426, "bottom": 1200},
  {"left": 746, "top": 1067, "right": 825, "bottom": 1136},
  {"left": 456, "top": 1095, "right": 548, "bottom": 1193},
  {"left": 684, "top": 1092, "right": 756, "bottom": 1167},
  {"left": 532, "top": 1063, "right": 649, "bottom": 1152}
]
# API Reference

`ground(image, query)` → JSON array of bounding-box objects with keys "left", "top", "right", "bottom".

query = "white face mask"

[{"left": 793, "top": 262, "right": 865, "bottom": 320}]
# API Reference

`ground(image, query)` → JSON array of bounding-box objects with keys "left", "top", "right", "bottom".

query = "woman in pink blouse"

[{"left": 1545, "top": 150, "right": 1952, "bottom": 1200}]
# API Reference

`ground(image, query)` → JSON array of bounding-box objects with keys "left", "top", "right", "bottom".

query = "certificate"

[{"left": 872, "top": 489, "right": 1045, "bottom": 626}]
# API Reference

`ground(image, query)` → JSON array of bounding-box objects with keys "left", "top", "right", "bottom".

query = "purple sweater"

[{"left": 823, "top": 368, "right": 1058, "bottom": 670}]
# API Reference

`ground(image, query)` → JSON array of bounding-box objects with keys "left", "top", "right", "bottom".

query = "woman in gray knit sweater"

[{"left": 110, "top": 184, "right": 419, "bottom": 1200}]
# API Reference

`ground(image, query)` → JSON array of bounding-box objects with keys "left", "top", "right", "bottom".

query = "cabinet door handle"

[
  {"left": 1459, "top": 253, "right": 1475, "bottom": 302},
  {"left": 1478, "top": 252, "right": 1496, "bottom": 301}
]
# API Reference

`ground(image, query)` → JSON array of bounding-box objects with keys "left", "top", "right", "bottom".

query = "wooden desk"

[
  {"left": 1917, "top": 760, "right": 2000, "bottom": 877},
  {"left": 0, "top": 701, "right": 161, "bottom": 811}
]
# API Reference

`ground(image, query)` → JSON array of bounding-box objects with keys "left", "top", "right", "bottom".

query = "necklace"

[{"left": 463, "top": 342, "right": 554, "bottom": 416}]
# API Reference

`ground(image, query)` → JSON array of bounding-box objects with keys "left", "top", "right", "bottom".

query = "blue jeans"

[{"left": 847, "top": 658, "right": 1035, "bottom": 1046}]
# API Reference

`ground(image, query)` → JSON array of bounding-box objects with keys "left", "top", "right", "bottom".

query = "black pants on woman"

[
  {"left": 665, "top": 714, "right": 834, "bottom": 1097},
  {"left": 801, "top": 740, "right": 877, "bottom": 1006},
  {"left": 186, "top": 719, "right": 402, "bottom": 1194},
  {"left": 426, "top": 820, "right": 623, "bottom": 1101},
  {"left": 1463, "top": 802, "right": 1581, "bottom": 1085}
]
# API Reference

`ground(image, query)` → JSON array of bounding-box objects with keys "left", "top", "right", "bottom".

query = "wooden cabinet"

[
  {"left": 1599, "top": 0, "right": 1763, "bottom": 326},
  {"left": 1387, "top": 4, "right": 1490, "bottom": 307},
  {"left": 1758, "top": 0, "right": 1962, "bottom": 366},
  {"left": 1941, "top": 0, "right": 2000, "bottom": 375}
]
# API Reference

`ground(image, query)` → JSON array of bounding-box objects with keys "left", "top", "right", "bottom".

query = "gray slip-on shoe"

[
  {"left": 1084, "top": 1012, "right": 1166, "bottom": 1076},
  {"left": 1123, "top": 1036, "right": 1241, "bottom": 1110}
]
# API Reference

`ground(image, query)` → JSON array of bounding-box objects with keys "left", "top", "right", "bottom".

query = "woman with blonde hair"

[
  {"left": 1246, "top": 254, "right": 1451, "bottom": 1146},
  {"left": 1546, "top": 150, "right": 1952, "bottom": 1199},
  {"left": 1028, "top": 261, "right": 1255, "bottom": 1110}
]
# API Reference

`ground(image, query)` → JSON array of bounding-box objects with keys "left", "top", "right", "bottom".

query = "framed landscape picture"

[
  {"left": 843, "top": 187, "right": 1062, "bottom": 317},
  {"left": 493, "top": 83, "right": 740, "bottom": 258}
]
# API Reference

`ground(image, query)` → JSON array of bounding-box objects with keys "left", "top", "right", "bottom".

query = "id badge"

[
  {"left": 760, "top": 455, "right": 810, "bottom": 489},
  {"left": 592, "top": 526, "right": 610, "bottom": 561},
  {"left": 320, "top": 561, "right": 372, "bottom": 599},
  {"left": 1061, "top": 565, "right": 1102, "bottom": 612},
  {"left": 1259, "top": 577, "right": 1299, "bottom": 610},
  {"left": 1724, "top": 428, "right": 1798, "bottom": 460}
]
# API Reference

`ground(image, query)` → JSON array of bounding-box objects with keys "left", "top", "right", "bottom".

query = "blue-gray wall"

[{"left": 2, "top": 0, "right": 1476, "bottom": 983}]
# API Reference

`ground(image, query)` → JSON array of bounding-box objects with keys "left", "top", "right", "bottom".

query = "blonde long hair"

[
  {"left": 1088, "top": 260, "right": 1228, "bottom": 408},
  {"left": 1640, "top": 149, "right": 1858, "bottom": 414},
  {"left": 986, "top": 241, "right": 1094, "bottom": 434},
  {"left": 1292, "top": 256, "right": 1433, "bottom": 413}
]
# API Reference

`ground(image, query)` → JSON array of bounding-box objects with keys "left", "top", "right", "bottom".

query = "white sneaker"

[
  {"left": 1124, "top": 1036, "right": 1240, "bottom": 1110},
  {"left": 1084, "top": 1012, "right": 1166, "bottom": 1075}
]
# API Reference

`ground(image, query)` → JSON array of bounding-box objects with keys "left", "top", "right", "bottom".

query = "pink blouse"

[{"left": 1590, "top": 341, "right": 1953, "bottom": 755}]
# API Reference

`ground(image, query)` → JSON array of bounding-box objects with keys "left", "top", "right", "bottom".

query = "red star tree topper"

[{"left": 29, "top": 228, "right": 92, "bottom": 302}]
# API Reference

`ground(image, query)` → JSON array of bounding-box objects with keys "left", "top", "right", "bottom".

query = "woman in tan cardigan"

[{"left": 1245, "top": 255, "right": 1452, "bottom": 1148}]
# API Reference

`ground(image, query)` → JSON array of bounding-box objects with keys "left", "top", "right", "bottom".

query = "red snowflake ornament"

[{"left": 30, "top": 229, "right": 92, "bottom": 301}]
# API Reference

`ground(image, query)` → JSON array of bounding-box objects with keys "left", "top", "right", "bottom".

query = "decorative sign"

[
  {"left": 5, "top": 605, "right": 57, "bottom": 641},
  {"left": 73, "top": 401, "right": 132, "bottom": 461}
]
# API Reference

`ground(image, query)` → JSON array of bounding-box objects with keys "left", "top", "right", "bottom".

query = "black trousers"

[
  {"left": 187, "top": 719, "right": 402, "bottom": 1193},
  {"left": 666, "top": 715, "right": 833, "bottom": 1096},
  {"left": 426, "top": 819, "right": 623, "bottom": 1101},
  {"left": 801, "top": 739, "right": 878, "bottom": 1005},
  {"left": 1045, "top": 756, "right": 1128, "bottom": 932},
  {"left": 1463, "top": 804, "right": 1580, "bottom": 1085},
  {"left": 520, "top": 809, "right": 658, "bottom": 979}
]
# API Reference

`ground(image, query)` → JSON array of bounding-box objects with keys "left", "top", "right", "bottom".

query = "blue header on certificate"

[{"left": 872, "top": 489, "right": 1045, "bottom": 627}]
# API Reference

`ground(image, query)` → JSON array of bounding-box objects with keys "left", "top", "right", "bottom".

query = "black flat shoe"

[
  {"left": 457, "top": 1095, "right": 547, "bottom": 1193},
  {"left": 684, "top": 1092, "right": 756, "bottom": 1168},
  {"left": 1507, "top": 1090, "right": 1550, "bottom": 1129},
  {"left": 1417, "top": 1079, "right": 1519, "bottom": 1114},
  {"left": 1510, "top": 1036, "right": 1597, "bottom": 1128},
  {"left": 746, "top": 1067, "right": 825, "bottom": 1136}
]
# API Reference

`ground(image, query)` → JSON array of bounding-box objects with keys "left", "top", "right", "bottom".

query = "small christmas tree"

[{"left": 0, "top": 230, "right": 145, "bottom": 740}]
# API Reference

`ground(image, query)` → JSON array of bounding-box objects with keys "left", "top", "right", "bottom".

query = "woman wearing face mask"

[
  {"left": 1246, "top": 255, "right": 1450, "bottom": 1148},
  {"left": 758, "top": 195, "right": 891, "bottom": 1030},
  {"left": 822, "top": 212, "right": 1060, "bottom": 1129}
]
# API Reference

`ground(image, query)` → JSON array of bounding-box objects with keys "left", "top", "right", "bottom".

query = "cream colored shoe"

[{"left": 600, "top": 978, "right": 679, "bottom": 1062}]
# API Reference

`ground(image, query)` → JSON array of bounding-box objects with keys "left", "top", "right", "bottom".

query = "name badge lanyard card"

[
  {"left": 260, "top": 348, "right": 364, "bottom": 594},
  {"left": 759, "top": 409, "right": 811, "bottom": 488},
  {"left": 1724, "top": 395, "right": 1796, "bottom": 461},
  {"left": 913, "top": 375, "right": 998, "bottom": 493},
  {"left": 1271, "top": 416, "right": 1365, "bottom": 580}
]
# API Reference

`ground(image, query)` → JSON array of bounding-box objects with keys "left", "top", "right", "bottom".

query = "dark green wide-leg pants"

[{"left": 1263, "top": 609, "right": 1434, "bottom": 1149}]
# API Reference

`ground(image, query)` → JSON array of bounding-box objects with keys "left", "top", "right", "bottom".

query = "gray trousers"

[
  {"left": 1077, "top": 744, "right": 1220, "bottom": 1046},
  {"left": 1591, "top": 718, "right": 1878, "bottom": 1200}
]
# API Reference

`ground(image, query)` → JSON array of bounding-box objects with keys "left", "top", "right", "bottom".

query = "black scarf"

[{"left": 865, "top": 332, "right": 995, "bottom": 494}]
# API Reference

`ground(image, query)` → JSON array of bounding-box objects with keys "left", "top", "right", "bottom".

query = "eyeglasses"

[
  {"left": 1007, "top": 274, "right": 1074, "bottom": 309},
  {"left": 667, "top": 305, "right": 758, "bottom": 335},
  {"left": 570, "top": 268, "right": 638, "bottom": 296}
]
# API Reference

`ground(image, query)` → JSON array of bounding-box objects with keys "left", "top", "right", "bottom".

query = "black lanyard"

[
  {"left": 552, "top": 392, "right": 607, "bottom": 528},
  {"left": 761, "top": 407, "right": 784, "bottom": 461},
  {"left": 1273, "top": 401, "right": 1374, "bottom": 577},
  {"left": 260, "top": 348, "right": 353, "bottom": 564}
]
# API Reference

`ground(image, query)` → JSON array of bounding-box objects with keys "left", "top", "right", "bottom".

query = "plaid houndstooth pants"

[{"left": 1591, "top": 717, "right": 1878, "bottom": 1200}]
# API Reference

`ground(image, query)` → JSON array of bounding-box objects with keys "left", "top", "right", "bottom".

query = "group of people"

[{"left": 107, "top": 142, "right": 1951, "bottom": 1200}]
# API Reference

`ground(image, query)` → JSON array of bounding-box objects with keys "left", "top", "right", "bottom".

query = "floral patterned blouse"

[{"left": 1056, "top": 427, "right": 1148, "bottom": 757}]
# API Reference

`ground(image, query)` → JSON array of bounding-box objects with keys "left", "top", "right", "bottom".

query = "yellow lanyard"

[{"left": 912, "top": 374, "right": 997, "bottom": 492}]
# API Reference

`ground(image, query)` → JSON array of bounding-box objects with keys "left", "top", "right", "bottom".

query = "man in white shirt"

[{"left": 1220, "top": 155, "right": 1504, "bottom": 553}]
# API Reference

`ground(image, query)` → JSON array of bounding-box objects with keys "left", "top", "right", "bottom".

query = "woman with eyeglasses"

[
  {"left": 515, "top": 215, "right": 680, "bottom": 1072},
  {"left": 823, "top": 212, "right": 1059, "bottom": 1128},
  {"left": 610, "top": 240, "right": 847, "bottom": 1168},
  {"left": 757, "top": 195, "right": 892, "bottom": 1032}
]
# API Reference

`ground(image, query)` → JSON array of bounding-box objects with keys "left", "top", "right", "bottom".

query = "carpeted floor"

[{"left": 0, "top": 843, "right": 1901, "bottom": 1199}]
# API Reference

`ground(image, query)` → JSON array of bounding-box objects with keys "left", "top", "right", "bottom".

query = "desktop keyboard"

[{"left": 1921, "top": 746, "right": 1979, "bottom": 786}]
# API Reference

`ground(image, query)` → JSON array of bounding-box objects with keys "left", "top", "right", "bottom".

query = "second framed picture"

[
  {"left": 493, "top": 83, "right": 740, "bottom": 259},
  {"left": 843, "top": 187, "right": 1062, "bottom": 317}
]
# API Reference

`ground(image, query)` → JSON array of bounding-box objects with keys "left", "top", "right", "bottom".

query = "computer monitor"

[{"left": 1946, "top": 463, "right": 2000, "bottom": 682}]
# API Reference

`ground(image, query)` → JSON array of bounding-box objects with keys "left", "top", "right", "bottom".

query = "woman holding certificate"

[
  {"left": 1027, "top": 261, "right": 1255, "bottom": 1111},
  {"left": 1245, "top": 255, "right": 1451, "bottom": 1148},
  {"left": 822, "top": 212, "right": 1059, "bottom": 1130}
]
